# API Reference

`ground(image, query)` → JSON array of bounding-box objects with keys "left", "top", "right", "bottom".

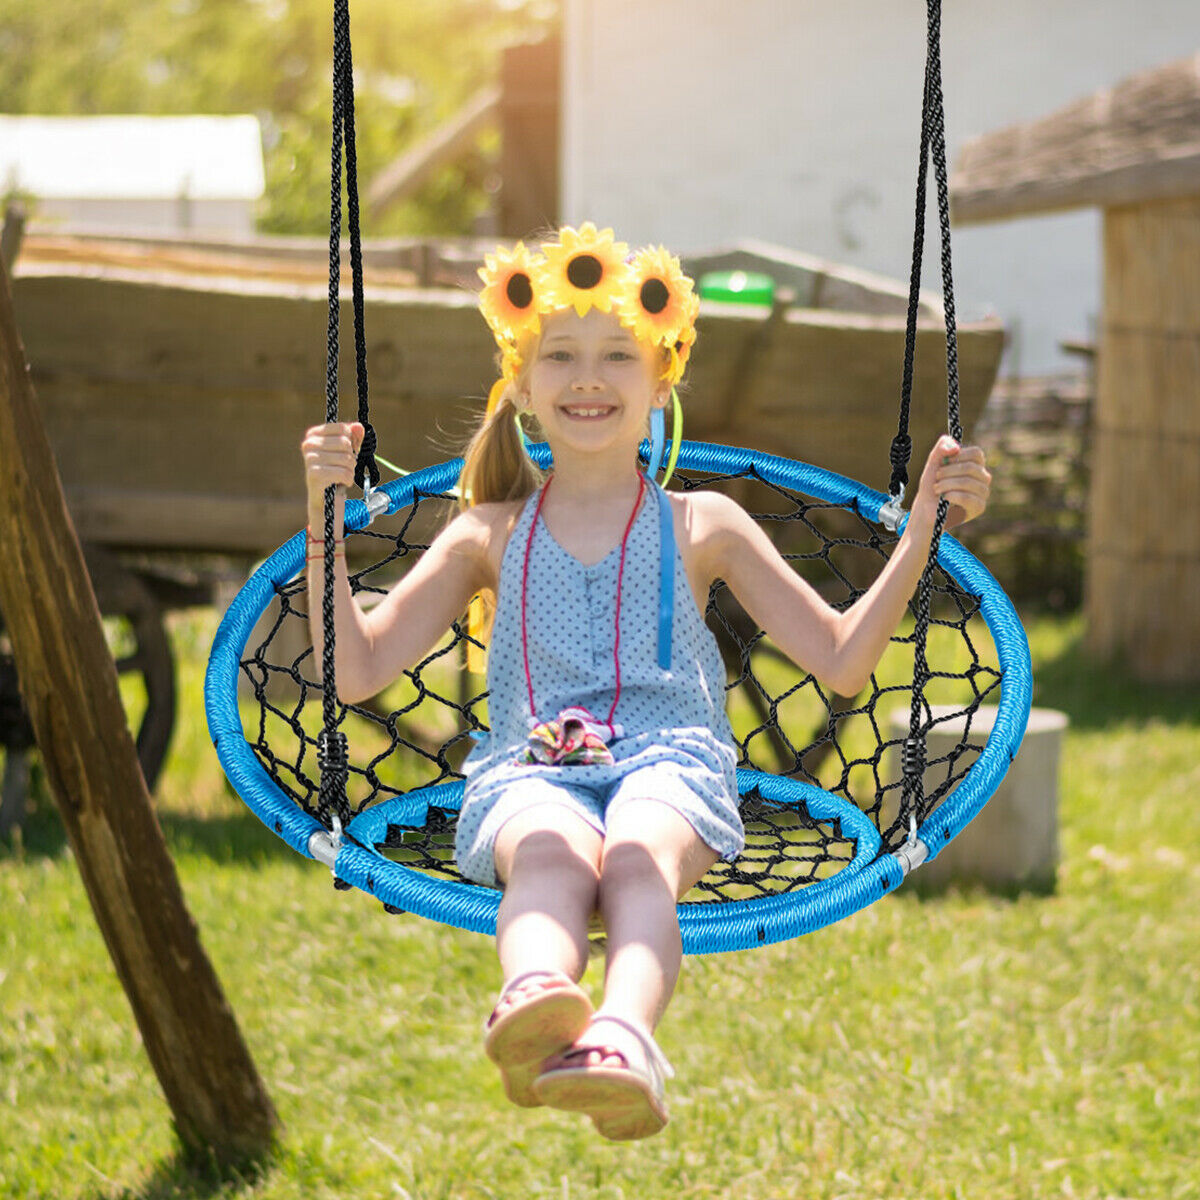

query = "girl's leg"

[
  {"left": 593, "top": 799, "right": 718, "bottom": 1031},
  {"left": 486, "top": 802, "right": 604, "bottom": 1107},
  {"left": 492, "top": 802, "right": 604, "bottom": 998}
]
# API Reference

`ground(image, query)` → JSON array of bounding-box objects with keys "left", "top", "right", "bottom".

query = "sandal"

[
  {"left": 484, "top": 970, "right": 593, "bottom": 1108},
  {"left": 531, "top": 1013, "right": 675, "bottom": 1141}
]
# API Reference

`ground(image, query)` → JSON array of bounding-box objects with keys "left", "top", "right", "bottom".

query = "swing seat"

[{"left": 206, "top": 440, "right": 1031, "bottom": 954}]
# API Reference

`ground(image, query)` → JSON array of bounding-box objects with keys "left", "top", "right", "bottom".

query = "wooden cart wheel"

[{"left": 0, "top": 545, "right": 176, "bottom": 833}]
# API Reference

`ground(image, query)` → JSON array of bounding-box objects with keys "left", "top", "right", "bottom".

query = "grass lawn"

[{"left": 1, "top": 609, "right": 1197, "bottom": 1200}]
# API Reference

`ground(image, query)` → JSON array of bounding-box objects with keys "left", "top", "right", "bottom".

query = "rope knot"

[
  {"left": 354, "top": 421, "right": 380, "bottom": 489},
  {"left": 887, "top": 434, "right": 913, "bottom": 496}
]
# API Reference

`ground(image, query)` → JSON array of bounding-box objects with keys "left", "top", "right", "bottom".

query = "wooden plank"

[
  {"left": 684, "top": 240, "right": 942, "bottom": 319},
  {"left": 953, "top": 52, "right": 1200, "bottom": 223},
  {"left": 366, "top": 86, "right": 501, "bottom": 221},
  {"left": 18, "top": 234, "right": 419, "bottom": 287},
  {"left": 18, "top": 229, "right": 502, "bottom": 289},
  {"left": 0, "top": 258, "right": 279, "bottom": 1161},
  {"left": 11, "top": 269, "right": 495, "bottom": 395},
  {"left": 10, "top": 262, "right": 1003, "bottom": 553},
  {"left": 61, "top": 486, "right": 306, "bottom": 554}
]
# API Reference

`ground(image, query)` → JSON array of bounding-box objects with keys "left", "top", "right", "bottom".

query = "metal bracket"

[
  {"left": 879, "top": 491, "right": 906, "bottom": 532},
  {"left": 892, "top": 814, "right": 928, "bottom": 877},
  {"left": 361, "top": 482, "right": 390, "bottom": 525},
  {"left": 307, "top": 813, "right": 343, "bottom": 870}
]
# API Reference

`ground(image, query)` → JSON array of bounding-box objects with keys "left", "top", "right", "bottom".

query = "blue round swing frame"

[{"left": 205, "top": 440, "right": 1032, "bottom": 954}]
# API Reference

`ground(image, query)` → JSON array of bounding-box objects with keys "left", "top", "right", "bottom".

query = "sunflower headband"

[{"left": 477, "top": 223, "right": 700, "bottom": 427}]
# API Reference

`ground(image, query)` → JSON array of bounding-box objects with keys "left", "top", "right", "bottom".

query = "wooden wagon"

[{"left": 1, "top": 225, "right": 1004, "bottom": 816}]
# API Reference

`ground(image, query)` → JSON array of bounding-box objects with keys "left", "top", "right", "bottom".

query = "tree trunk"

[{"left": 0, "top": 259, "right": 278, "bottom": 1162}]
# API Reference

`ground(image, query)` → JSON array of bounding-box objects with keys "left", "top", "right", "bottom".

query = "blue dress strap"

[{"left": 654, "top": 482, "right": 675, "bottom": 670}]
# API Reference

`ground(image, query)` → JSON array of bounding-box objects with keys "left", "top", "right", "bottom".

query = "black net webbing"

[{"left": 242, "top": 463, "right": 1002, "bottom": 907}]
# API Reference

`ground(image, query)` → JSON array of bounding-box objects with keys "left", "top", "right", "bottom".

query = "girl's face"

[{"left": 520, "top": 307, "right": 666, "bottom": 460}]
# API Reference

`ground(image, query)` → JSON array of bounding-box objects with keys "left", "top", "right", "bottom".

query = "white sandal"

[
  {"left": 483, "top": 970, "right": 593, "bottom": 1108},
  {"left": 531, "top": 1013, "right": 675, "bottom": 1141}
]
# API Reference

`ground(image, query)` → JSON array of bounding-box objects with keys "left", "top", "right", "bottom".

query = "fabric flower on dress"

[{"left": 520, "top": 706, "right": 621, "bottom": 766}]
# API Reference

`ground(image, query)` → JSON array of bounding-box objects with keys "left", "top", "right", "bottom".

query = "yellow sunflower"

[
  {"left": 537, "top": 223, "right": 631, "bottom": 317},
  {"left": 666, "top": 319, "right": 698, "bottom": 385},
  {"left": 618, "top": 246, "right": 699, "bottom": 353},
  {"left": 486, "top": 328, "right": 537, "bottom": 416},
  {"left": 478, "top": 242, "right": 543, "bottom": 342}
]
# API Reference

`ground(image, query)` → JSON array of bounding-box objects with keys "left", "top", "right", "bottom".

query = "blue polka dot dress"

[{"left": 454, "top": 475, "right": 745, "bottom": 887}]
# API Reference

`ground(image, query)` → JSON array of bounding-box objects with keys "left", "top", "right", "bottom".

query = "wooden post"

[
  {"left": 0, "top": 260, "right": 278, "bottom": 1162},
  {"left": 1086, "top": 197, "right": 1200, "bottom": 680},
  {"left": 952, "top": 53, "right": 1200, "bottom": 682},
  {"left": 498, "top": 38, "right": 560, "bottom": 237}
]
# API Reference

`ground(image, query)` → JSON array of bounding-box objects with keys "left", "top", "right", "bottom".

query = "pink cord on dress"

[{"left": 521, "top": 473, "right": 646, "bottom": 739}]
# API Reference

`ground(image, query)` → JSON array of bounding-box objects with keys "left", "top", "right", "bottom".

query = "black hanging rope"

[
  {"left": 337, "top": 0, "right": 379, "bottom": 493},
  {"left": 318, "top": 0, "right": 377, "bottom": 829},
  {"left": 896, "top": 0, "right": 965, "bottom": 834},
  {"left": 889, "top": 48, "right": 934, "bottom": 500}
]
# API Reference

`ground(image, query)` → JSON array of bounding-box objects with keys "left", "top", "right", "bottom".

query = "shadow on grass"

[
  {"left": 897, "top": 869, "right": 1057, "bottom": 902},
  {"left": 0, "top": 767, "right": 293, "bottom": 867},
  {"left": 1030, "top": 626, "right": 1199, "bottom": 731},
  {"left": 103, "top": 1141, "right": 281, "bottom": 1200},
  {"left": 157, "top": 809, "right": 293, "bottom": 864},
  {"left": 0, "top": 756, "right": 68, "bottom": 859}
]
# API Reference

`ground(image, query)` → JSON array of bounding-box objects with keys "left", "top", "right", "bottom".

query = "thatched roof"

[{"left": 951, "top": 52, "right": 1200, "bottom": 224}]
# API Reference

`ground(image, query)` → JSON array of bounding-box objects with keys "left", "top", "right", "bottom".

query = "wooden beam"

[
  {"left": 1, "top": 203, "right": 25, "bottom": 272},
  {"left": 366, "top": 86, "right": 500, "bottom": 221},
  {"left": 0, "top": 258, "right": 279, "bottom": 1162},
  {"left": 1084, "top": 197, "right": 1200, "bottom": 682},
  {"left": 952, "top": 52, "right": 1200, "bottom": 224},
  {"left": 498, "top": 38, "right": 560, "bottom": 236}
]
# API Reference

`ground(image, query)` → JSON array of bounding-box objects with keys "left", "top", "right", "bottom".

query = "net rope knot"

[{"left": 901, "top": 735, "right": 926, "bottom": 779}]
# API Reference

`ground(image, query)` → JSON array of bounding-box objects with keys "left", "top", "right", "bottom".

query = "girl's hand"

[
  {"left": 909, "top": 435, "right": 992, "bottom": 532},
  {"left": 302, "top": 421, "right": 364, "bottom": 513}
]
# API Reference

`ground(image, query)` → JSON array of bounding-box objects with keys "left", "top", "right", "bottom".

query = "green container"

[{"left": 698, "top": 269, "right": 776, "bottom": 307}]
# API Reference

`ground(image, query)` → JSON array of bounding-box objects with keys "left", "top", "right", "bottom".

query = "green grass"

[{"left": 2, "top": 610, "right": 1198, "bottom": 1200}]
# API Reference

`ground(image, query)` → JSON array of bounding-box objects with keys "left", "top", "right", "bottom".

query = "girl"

[{"left": 301, "top": 224, "right": 991, "bottom": 1142}]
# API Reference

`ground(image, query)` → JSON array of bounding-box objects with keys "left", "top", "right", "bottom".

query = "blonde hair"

[
  {"left": 457, "top": 382, "right": 543, "bottom": 513},
  {"left": 457, "top": 356, "right": 543, "bottom": 664}
]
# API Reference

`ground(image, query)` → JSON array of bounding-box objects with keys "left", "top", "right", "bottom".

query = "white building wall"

[{"left": 562, "top": 0, "right": 1200, "bottom": 373}]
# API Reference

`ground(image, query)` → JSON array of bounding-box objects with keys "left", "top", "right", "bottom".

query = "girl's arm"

[
  {"left": 302, "top": 422, "right": 494, "bottom": 705},
  {"left": 703, "top": 436, "right": 991, "bottom": 696}
]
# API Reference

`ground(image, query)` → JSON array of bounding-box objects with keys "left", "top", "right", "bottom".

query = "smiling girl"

[{"left": 300, "top": 223, "right": 991, "bottom": 1141}]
